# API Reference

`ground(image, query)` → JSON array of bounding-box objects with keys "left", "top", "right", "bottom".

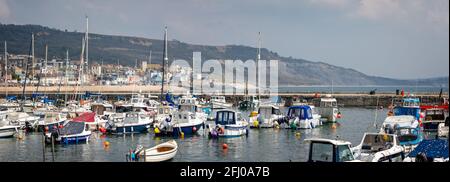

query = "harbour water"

[{"left": 0, "top": 107, "right": 437, "bottom": 162}]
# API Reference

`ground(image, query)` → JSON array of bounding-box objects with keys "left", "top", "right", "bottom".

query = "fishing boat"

[
  {"left": 208, "top": 109, "right": 249, "bottom": 138},
  {"left": 210, "top": 96, "right": 232, "bottom": 109},
  {"left": 36, "top": 112, "right": 67, "bottom": 132},
  {"left": 250, "top": 105, "right": 283, "bottom": 128},
  {"left": 380, "top": 115, "right": 423, "bottom": 152},
  {"left": 130, "top": 140, "right": 178, "bottom": 162},
  {"left": 403, "top": 139, "right": 449, "bottom": 162},
  {"left": 154, "top": 96, "right": 205, "bottom": 137},
  {"left": 153, "top": 105, "right": 174, "bottom": 126},
  {"left": 0, "top": 120, "right": 20, "bottom": 138},
  {"left": 279, "top": 105, "right": 322, "bottom": 129},
  {"left": 422, "top": 108, "right": 447, "bottom": 131},
  {"left": 238, "top": 95, "right": 260, "bottom": 111},
  {"left": 305, "top": 138, "right": 360, "bottom": 162},
  {"left": 352, "top": 133, "right": 405, "bottom": 162},
  {"left": 105, "top": 112, "right": 152, "bottom": 134},
  {"left": 129, "top": 94, "right": 154, "bottom": 113},
  {"left": 44, "top": 112, "right": 93, "bottom": 144},
  {"left": 390, "top": 97, "right": 421, "bottom": 120},
  {"left": 318, "top": 95, "right": 341, "bottom": 123}
]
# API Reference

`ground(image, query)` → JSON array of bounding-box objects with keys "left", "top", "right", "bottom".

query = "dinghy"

[{"left": 137, "top": 140, "right": 178, "bottom": 162}]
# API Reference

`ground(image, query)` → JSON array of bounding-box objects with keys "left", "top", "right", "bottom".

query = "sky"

[{"left": 0, "top": 0, "right": 448, "bottom": 79}]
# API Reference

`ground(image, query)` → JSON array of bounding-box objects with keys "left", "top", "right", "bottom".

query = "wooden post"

[
  {"left": 51, "top": 135, "right": 55, "bottom": 162},
  {"left": 42, "top": 134, "right": 45, "bottom": 162}
]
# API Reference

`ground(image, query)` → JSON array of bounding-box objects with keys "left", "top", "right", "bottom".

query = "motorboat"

[
  {"left": 380, "top": 115, "right": 423, "bottom": 152},
  {"left": 422, "top": 108, "right": 447, "bottom": 131},
  {"left": 305, "top": 138, "right": 360, "bottom": 162},
  {"left": 154, "top": 96, "right": 205, "bottom": 137},
  {"left": 318, "top": 95, "right": 341, "bottom": 123},
  {"left": 352, "top": 133, "right": 405, "bottom": 162},
  {"left": 210, "top": 96, "right": 232, "bottom": 109},
  {"left": 105, "top": 112, "right": 152, "bottom": 134},
  {"left": 208, "top": 109, "right": 249, "bottom": 138},
  {"left": 4, "top": 112, "right": 40, "bottom": 131},
  {"left": 250, "top": 104, "right": 283, "bottom": 128},
  {"left": 0, "top": 120, "right": 20, "bottom": 138},
  {"left": 279, "top": 105, "right": 322, "bottom": 129},
  {"left": 238, "top": 95, "right": 260, "bottom": 111},
  {"left": 44, "top": 112, "right": 93, "bottom": 144},
  {"left": 36, "top": 112, "right": 67, "bottom": 132}
]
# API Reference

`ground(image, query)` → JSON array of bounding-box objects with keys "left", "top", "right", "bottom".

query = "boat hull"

[
  {"left": 108, "top": 123, "right": 151, "bottom": 134},
  {"left": 155, "top": 123, "right": 204, "bottom": 137},
  {"left": 0, "top": 127, "right": 17, "bottom": 138},
  {"left": 46, "top": 133, "right": 91, "bottom": 144}
]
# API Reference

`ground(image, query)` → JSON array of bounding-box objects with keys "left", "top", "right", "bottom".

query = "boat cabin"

[
  {"left": 286, "top": 105, "right": 313, "bottom": 120},
  {"left": 306, "top": 138, "right": 356, "bottom": 162},
  {"left": 211, "top": 96, "right": 226, "bottom": 103},
  {"left": 424, "top": 108, "right": 446, "bottom": 121},
  {"left": 215, "top": 110, "right": 243, "bottom": 125},
  {"left": 122, "top": 112, "right": 149, "bottom": 124},
  {"left": 393, "top": 98, "right": 421, "bottom": 119},
  {"left": 115, "top": 105, "right": 133, "bottom": 113},
  {"left": 258, "top": 105, "right": 281, "bottom": 118},
  {"left": 91, "top": 103, "right": 114, "bottom": 115},
  {"left": 157, "top": 105, "right": 173, "bottom": 115},
  {"left": 320, "top": 97, "right": 338, "bottom": 108}
]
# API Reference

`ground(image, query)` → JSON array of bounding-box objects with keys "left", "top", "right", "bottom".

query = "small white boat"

[
  {"left": 352, "top": 133, "right": 405, "bottom": 162},
  {"left": 210, "top": 96, "right": 232, "bottom": 109},
  {"left": 138, "top": 140, "right": 178, "bottom": 162},
  {"left": 250, "top": 104, "right": 283, "bottom": 128},
  {"left": 318, "top": 95, "right": 341, "bottom": 123},
  {"left": 305, "top": 138, "right": 361, "bottom": 162},
  {"left": 0, "top": 120, "right": 20, "bottom": 138},
  {"left": 280, "top": 105, "right": 322, "bottom": 129},
  {"left": 208, "top": 109, "right": 249, "bottom": 138}
]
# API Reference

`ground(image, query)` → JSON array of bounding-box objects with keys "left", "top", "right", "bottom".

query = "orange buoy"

[
  {"left": 222, "top": 143, "right": 228, "bottom": 149},
  {"left": 103, "top": 141, "right": 110, "bottom": 147},
  {"left": 331, "top": 124, "right": 337, "bottom": 129}
]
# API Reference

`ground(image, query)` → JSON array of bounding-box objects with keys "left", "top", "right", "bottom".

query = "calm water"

[{"left": 0, "top": 107, "right": 432, "bottom": 162}]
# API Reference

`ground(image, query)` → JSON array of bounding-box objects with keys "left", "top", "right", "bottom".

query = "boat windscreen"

[{"left": 59, "top": 121, "right": 85, "bottom": 135}]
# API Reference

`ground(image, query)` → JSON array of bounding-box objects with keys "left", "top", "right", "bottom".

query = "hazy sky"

[{"left": 0, "top": 0, "right": 448, "bottom": 79}]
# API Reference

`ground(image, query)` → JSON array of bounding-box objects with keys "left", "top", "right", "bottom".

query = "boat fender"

[
  {"left": 253, "top": 120, "right": 259, "bottom": 128},
  {"left": 154, "top": 127, "right": 161, "bottom": 134},
  {"left": 192, "top": 127, "right": 197, "bottom": 132},
  {"left": 218, "top": 127, "right": 225, "bottom": 134}
]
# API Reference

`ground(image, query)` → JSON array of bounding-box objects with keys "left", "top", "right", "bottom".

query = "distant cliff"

[{"left": 0, "top": 24, "right": 448, "bottom": 86}]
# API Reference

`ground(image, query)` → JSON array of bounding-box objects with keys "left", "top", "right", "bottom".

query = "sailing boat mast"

[
  {"left": 85, "top": 15, "right": 89, "bottom": 75},
  {"left": 75, "top": 36, "right": 86, "bottom": 102},
  {"left": 160, "top": 26, "right": 168, "bottom": 102},
  {"left": 21, "top": 33, "right": 33, "bottom": 111},
  {"left": 257, "top": 31, "right": 261, "bottom": 100},
  {"left": 64, "top": 49, "right": 69, "bottom": 102},
  {"left": 43, "top": 44, "right": 48, "bottom": 96},
  {"left": 4, "top": 41, "right": 7, "bottom": 97},
  {"left": 31, "top": 33, "right": 35, "bottom": 82}
]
